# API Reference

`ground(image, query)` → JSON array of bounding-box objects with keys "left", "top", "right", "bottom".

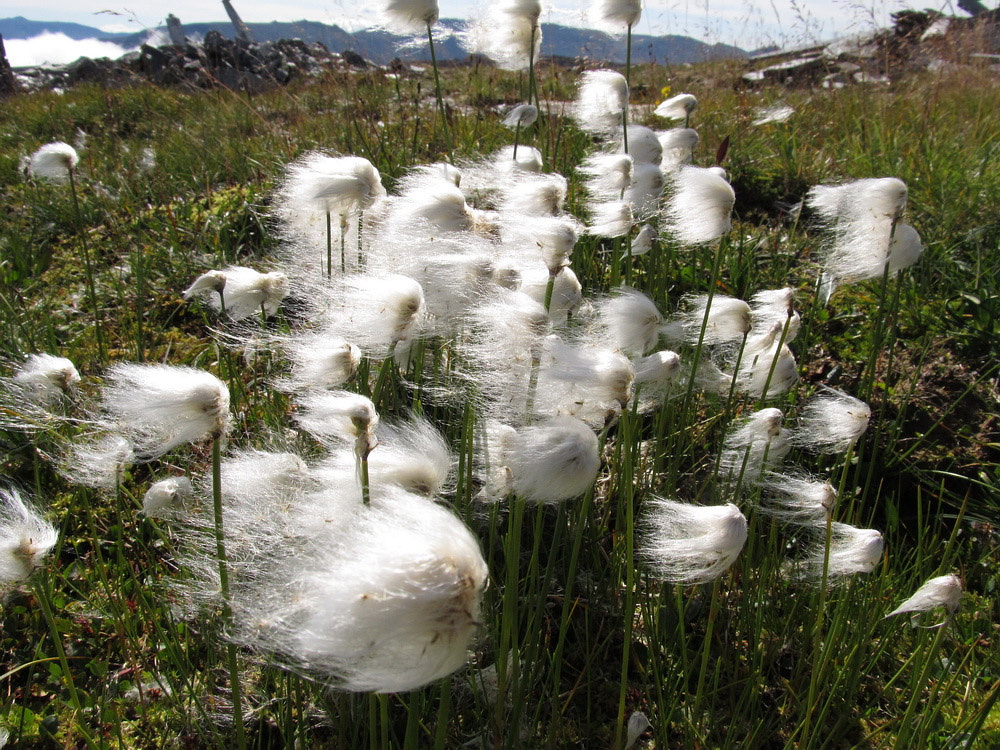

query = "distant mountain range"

[{"left": 0, "top": 16, "right": 746, "bottom": 65}]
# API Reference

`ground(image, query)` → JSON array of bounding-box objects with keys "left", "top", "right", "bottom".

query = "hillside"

[{"left": 0, "top": 16, "right": 746, "bottom": 64}]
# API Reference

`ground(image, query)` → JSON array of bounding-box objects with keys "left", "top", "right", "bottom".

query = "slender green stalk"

[
  {"left": 326, "top": 211, "right": 333, "bottom": 278},
  {"left": 212, "top": 438, "right": 247, "bottom": 750},
  {"left": 68, "top": 168, "right": 106, "bottom": 361},
  {"left": 427, "top": 23, "right": 449, "bottom": 149}
]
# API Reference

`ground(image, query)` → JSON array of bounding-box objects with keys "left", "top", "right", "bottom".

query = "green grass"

[{"left": 0, "top": 56, "right": 998, "bottom": 748}]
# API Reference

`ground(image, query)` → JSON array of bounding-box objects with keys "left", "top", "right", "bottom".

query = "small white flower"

[
  {"left": 0, "top": 488, "right": 57, "bottom": 582},
  {"left": 641, "top": 499, "right": 747, "bottom": 584},
  {"left": 27, "top": 142, "right": 79, "bottom": 184}
]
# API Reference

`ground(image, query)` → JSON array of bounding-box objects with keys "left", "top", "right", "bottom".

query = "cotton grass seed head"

[
  {"left": 886, "top": 574, "right": 962, "bottom": 621},
  {"left": 14, "top": 353, "right": 80, "bottom": 405},
  {"left": 28, "top": 142, "right": 79, "bottom": 184},
  {"left": 642, "top": 499, "right": 748, "bottom": 584},
  {"left": 719, "top": 407, "right": 791, "bottom": 483},
  {"left": 597, "top": 287, "right": 663, "bottom": 357},
  {"left": 580, "top": 153, "right": 634, "bottom": 200},
  {"left": 654, "top": 94, "right": 697, "bottom": 121},
  {"left": 590, "top": 0, "right": 643, "bottom": 30},
  {"left": 285, "top": 488, "right": 488, "bottom": 692},
  {"left": 574, "top": 70, "right": 630, "bottom": 137},
  {"left": 794, "top": 387, "right": 871, "bottom": 454},
  {"left": 502, "top": 103, "right": 539, "bottom": 128},
  {"left": 662, "top": 166, "right": 735, "bottom": 246},
  {"left": 381, "top": 0, "right": 439, "bottom": 34},
  {"left": 464, "top": 0, "right": 542, "bottom": 71},
  {"left": 59, "top": 433, "right": 135, "bottom": 490},
  {"left": 498, "top": 417, "right": 601, "bottom": 504},
  {"left": 658, "top": 128, "right": 699, "bottom": 171},
  {"left": 142, "top": 476, "right": 194, "bottom": 519},
  {"left": 797, "top": 523, "right": 883, "bottom": 581},
  {"left": 587, "top": 201, "right": 633, "bottom": 238},
  {"left": 619, "top": 125, "right": 662, "bottom": 166},
  {"left": 760, "top": 473, "right": 837, "bottom": 523},
  {"left": 100, "top": 364, "right": 231, "bottom": 459},
  {"left": 295, "top": 390, "right": 379, "bottom": 457},
  {"left": 0, "top": 488, "right": 57, "bottom": 582}
]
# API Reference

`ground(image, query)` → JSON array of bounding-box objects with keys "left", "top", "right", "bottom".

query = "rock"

[{"left": 341, "top": 49, "right": 368, "bottom": 68}]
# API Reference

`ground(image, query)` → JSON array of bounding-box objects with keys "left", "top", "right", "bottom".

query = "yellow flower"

[{"left": 660, "top": 85, "right": 672, "bottom": 98}]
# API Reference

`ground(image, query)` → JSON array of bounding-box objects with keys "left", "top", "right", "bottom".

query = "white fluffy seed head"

[
  {"left": 200, "top": 267, "right": 289, "bottom": 321},
  {"left": 498, "top": 417, "right": 601, "bottom": 504},
  {"left": 101, "top": 364, "right": 230, "bottom": 459},
  {"left": 521, "top": 216, "right": 582, "bottom": 273},
  {"left": 732, "top": 340, "right": 799, "bottom": 399},
  {"left": 760, "top": 473, "right": 836, "bottom": 523},
  {"left": 666, "top": 294, "right": 751, "bottom": 346},
  {"left": 536, "top": 337, "right": 635, "bottom": 427},
  {"left": 794, "top": 388, "right": 871, "bottom": 453},
  {"left": 382, "top": 0, "right": 439, "bottom": 34},
  {"left": 502, "top": 103, "right": 539, "bottom": 128},
  {"left": 886, "top": 574, "right": 962, "bottom": 619},
  {"left": 295, "top": 391, "right": 379, "bottom": 454},
  {"left": 752, "top": 104, "right": 795, "bottom": 125},
  {"left": 0, "top": 488, "right": 57, "bottom": 582},
  {"left": 278, "top": 335, "right": 360, "bottom": 392},
  {"left": 620, "top": 125, "right": 662, "bottom": 165},
  {"left": 807, "top": 177, "right": 907, "bottom": 227},
  {"left": 887, "top": 222, "right": 924, "bottom": 274},
  {"left": 662, "top": 166, "right": 735, "bottom": 246},
  {"left": 248, "top": 487, "right": 488, "bottom": 693},
  {"left": 464, "top": 0, "right": 542, "bottom": 70},
  {"left": 494, "top": 145, "right": 543, "bottom": 174},
  {"left": 590, "top": 0, "right": 643, "bottom": 30},
  {"left": 625, "top": 162, "right": 665, "bottom": 220},
  {"left": 750, "top": 288, "right": 799, "bottom": 343},
  {"left": 502, "top": 173, "right": 567, "bottom": 217},
  {"left": 580, "top": 153, "right": 635, "bottom": 200},
  {"left": 367, "top": 419, "right": 453, "bottom": 496},
  {"left": 797, "top": 523, "right": 883, "bottom": 581},
  {"left": 587, "top": 201, "right": 633, "bottom": 238},
  {"left": 630, "top": 224, "right": 655, "bottom": 256},
  {"left": 574, "top": 70, "right": 630, "bottom": 137},
  {"left": 28, "top": 142, "right": 79, "bottom": 184},
  {"left": 519, "top": 266, "right": 583, "bottom": 324},
  {"left": 720, "top": 408, "right": 791, "bottom": 484},
  {"left": 183, "top": 270, "right": 227, "bottom": 300},
  {"left": 654, "top": 94, "right": 697, "bottom": 121},
  {"left": 658, "top": 128, "right": 699, "bottom": 172},
  {"left": 598, "top": 287, "right": 662, "bottom": 357},
  {"left": 142, "top": 476, "right": 194, "bottom": 519},
  {"left": 642, "top": 499, "right": 747, "bottom": 584},
  {"left": 14, "top": 354, "right": 80, "bottom": 405},
  {"left": 317, "top": 274, "right": 425, "bottom": 358},
  {"left": 59, "top": 433, "right": 135, "bottom": 490},
  {"left": 280, "top": 152, "right": 386, "bottom": 220}
]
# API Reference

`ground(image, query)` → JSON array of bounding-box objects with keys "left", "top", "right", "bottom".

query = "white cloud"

[{"left": 5, "top": 33, "right": 133, "bottom": 67}]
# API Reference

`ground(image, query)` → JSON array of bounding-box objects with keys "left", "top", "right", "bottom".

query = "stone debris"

[
  {"left": 10, "top": 32, "right": 375, "bottom": 93},
  {"left": 743, "top": 9, "right": 999, "bottom": 87}
]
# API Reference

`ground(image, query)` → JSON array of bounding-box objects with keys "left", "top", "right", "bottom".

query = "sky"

[{"left": 4, "top": 0, "right": 966, "bottom": 66}]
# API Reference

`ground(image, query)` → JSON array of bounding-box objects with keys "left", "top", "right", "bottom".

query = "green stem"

[
  {"left": 68, "top": 168, "right": 106, "bottom": 362},
  {"left": 212, "top": 438, "right": 247, "bottom": 750},
  {"left": 427, "top": 23, "right": 449, "bottom": 151}
]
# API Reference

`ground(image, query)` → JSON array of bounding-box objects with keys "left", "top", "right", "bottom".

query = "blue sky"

[{"left": 6, "top": 1, "right": 953, "bottom": 49}]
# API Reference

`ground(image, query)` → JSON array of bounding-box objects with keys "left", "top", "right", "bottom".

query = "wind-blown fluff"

[
  {"left": 654, "top": 94, "right": 697, "bottom": 121},
  {"left": 759, "top": 473, "right": 836, "bottom": 523},
  {"left": 661, "top": 166, "right": 735, "bottom": 246},
  {"left": 794, "top": 388, "right": 870, "bottom": 454},
  {"left": 719, "top": 408, "right": 790, "bottom": 485},
  {"left": 794, "top": 523, "right": 883, "bottom": 581},
  {"left": 590, "top": 0, "right": 642, "bottom": 30},
  {"left": 806, "top": 177, "right": 915, "bottom": 302},
  {"left": 13, "top": 354, "right": 80, "bottom": 406},
  {"left": 295, "top": 391, "right": 379, "bottom": 457},
  {"left": 502, "top": 104, "right": 539, "bottom": 128},
  {"left": 580, "top": 153, "right": 634, "bottom": 201},
  {"left": 483, "top": 416, "right": 600, "bottom": 504},
  {"left": 587, "top": 201, "right": 633, "bottom": 238},
  {"left": 27, "top": 142, "right": 79, "bottom": 184},
  {"left": 573, "top": 70, "right": 629, "bottom": 137},
  {"left": 886, "top": 574, "right": 962, "bottom": 622},
  {"left": 0, "top": 488, "right": 57, "bottom": 582},
  {"left": 275, "top": 334, "right": 360, "bottom": 393},
  {"left": 58, "top": 433, "right": 134, "bottom": 490},
  {"left": 99, "top": 364, "right": 231, "bottom": 459},
  {"left": 595, "top": 287, "right": 662, "bottom": 357},
  {"left": 381, "top": 0, "right": 439, "bottom": 35},
  {"left": 464, "top": 0, "right": 542, "bottom": 71},
  {"left": 215, "top": 484, "right": 488, "bottom": 693},
  {"left": 619, "top": 125, "right": 662, "bottom": 166},
  {"left": 662, "top": 294, "right": 751, "bottom": 347},
  {"left": 641, "top": 499, "right": 748, "bottom": 584},
  {"left": 658, "top": 128, "right": 698, "bottom": 172},
  {"left": 536, "top": 336, "right": 635, "bottom": 427},
  {"left": 142, "top": 476, "right": 194, "bottom": 519},
  {"left": 184, "top": 267, "right": 289, "bottom": 321}
]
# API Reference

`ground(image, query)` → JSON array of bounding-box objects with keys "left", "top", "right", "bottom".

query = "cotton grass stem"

[
  {"left": 68, "top": 168, "right": 106, "bottom": 362},
  {"left": 427, "top": 23, "right": 450, "bottom": 150},
  {"left": 212, "top": 438, "right": 246, "bottom": 750}
]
